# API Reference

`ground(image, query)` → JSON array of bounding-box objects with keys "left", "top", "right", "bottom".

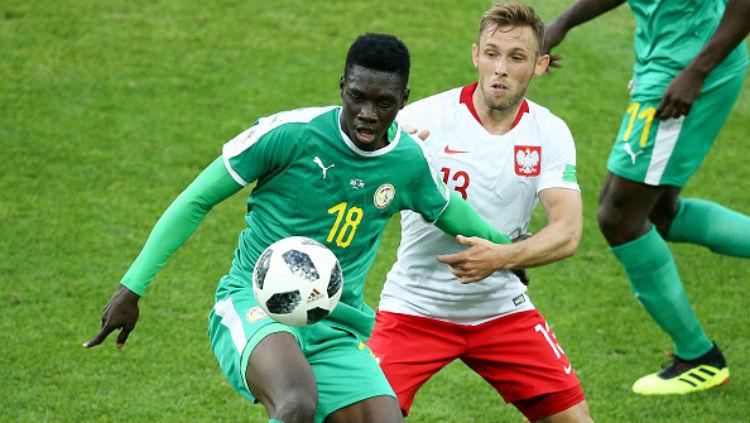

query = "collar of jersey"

[
  {"left": 459, "top": 83, "right": 530, "bottom": 135},
  {"left": 337, "top": 107, "right": 401, "bottom": 157}
]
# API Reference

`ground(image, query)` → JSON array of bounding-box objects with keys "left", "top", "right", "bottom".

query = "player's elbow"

[{"left": 559, "top": 224, "right": 582, "bottom": 258}]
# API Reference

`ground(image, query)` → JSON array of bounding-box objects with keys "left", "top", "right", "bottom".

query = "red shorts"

[{"left": 367, "top": 309, "right": 585, "bottom": 421}]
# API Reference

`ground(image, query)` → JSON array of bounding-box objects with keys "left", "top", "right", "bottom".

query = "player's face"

[
  {"left": 339, "top": 65, "right": 409, "bottom": 151},
  {"left": 472, "top": 25, "right": 549, "bottom": 112}
]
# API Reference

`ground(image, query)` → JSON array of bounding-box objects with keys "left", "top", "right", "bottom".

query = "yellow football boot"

[{"left": 633, "top": 343, "right": 729, "bottom": 395}]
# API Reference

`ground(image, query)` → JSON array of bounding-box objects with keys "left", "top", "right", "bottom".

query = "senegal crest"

[
  {"left": 246, "top": 306, "right": 268, "bottom": 323},
  {"left": 374, "top": 183, "right": 395, "bottom": 209}
]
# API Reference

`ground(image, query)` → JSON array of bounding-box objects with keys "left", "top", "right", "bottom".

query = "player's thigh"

[
  {"left": 325, "top": 395, "right": 403, "bottom": 423},
  {"left": 516, "top": 391, "right": 590, "bottom": 423},
  {"left": 208, "top": 275, "right": 297, "bottom": 403},
  {"left": 462, "top": 310, "right": 583, "bottom": 410},
  {"left": 540, "top": 399, "right": 591, "bottom": 423},
  {"left": 245, "top": 331, "right": 318, "bottom": 414},
  {"left": 368, "top": 311, "right": 464, "bottom": 413},
  {"left": 607, "top": 72, "right": 745, "bottom": 188},
  {"left": 307, "top": 323, "right": 398, "bottom": 422}
]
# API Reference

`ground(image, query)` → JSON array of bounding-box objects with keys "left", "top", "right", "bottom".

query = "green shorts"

[
  {"left": 208, "top": 274, "right": 394, "bottom": 423},
  {"left": 607, "top": 70, "right": 745, "bottom": 187}
]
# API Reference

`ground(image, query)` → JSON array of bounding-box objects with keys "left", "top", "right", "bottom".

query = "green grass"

[{"left": 1, "top": 1, "right": 748, "bottom": 422}]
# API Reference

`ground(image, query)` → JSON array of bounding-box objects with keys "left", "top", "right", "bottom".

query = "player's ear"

[
  {"left": 472, "top": 43, "right": 479, "bottom": 68},
  {"left": 534, "top": 54, "right": 550, "bottom": 77},
  {"left": 339, "top": 73, "right": 345, "bottom": 97},
  {"left": 400, "top": 86, "right": 410, "bottom": 109}
]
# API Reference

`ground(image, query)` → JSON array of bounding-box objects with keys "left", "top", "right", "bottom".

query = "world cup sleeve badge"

[
  {"left": 374, "top": 183, "right": 395, "bottom": 208},
  {"left": 514, "top": 145, "right": 541, "bottom": 176}
]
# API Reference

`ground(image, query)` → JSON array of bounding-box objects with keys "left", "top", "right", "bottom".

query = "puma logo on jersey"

[
  {"left": 313, "top": 156, "right": 335, "bottom": 178},
  {"left": 623, "top": 143, "right": 643, "bottom": 165}
]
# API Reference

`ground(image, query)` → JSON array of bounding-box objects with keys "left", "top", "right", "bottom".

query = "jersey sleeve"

[
  {"left": 435, "top": 191, "right": 511, "bottom": 244},
  {"left": 537, "top": 118, "right": 580, "bottom": 193},
  {"left": 222, "top": 113, "right": 301, "bottom": 186},
  {"left": 121, "top": 157, "right": 243, "bottom": 295},
  {"left": 401, "top": 133, "right": 451, "bottom": 223}
]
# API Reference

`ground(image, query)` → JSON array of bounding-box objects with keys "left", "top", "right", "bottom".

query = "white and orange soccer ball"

[{"left": 252, "top": 236, "right": 343, "bottom": 326}]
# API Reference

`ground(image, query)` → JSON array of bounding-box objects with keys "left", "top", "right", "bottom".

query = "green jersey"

[
  {"left": 221, "top": 106, "right": 449, "bottom": 335},
  {"left": 627, "top": 0, "right": 749, "bottom": 98}
]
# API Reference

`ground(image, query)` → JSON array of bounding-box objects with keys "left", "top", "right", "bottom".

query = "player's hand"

[
  {"left": 655, "top": 66, "right": 705, "bottom": 120},
  {"left": 83, "top": 285, "right": 140, "bottom": 349},
  {"left": 437, "top": 235, "right": 511, "bottom": 284},
  {"left": 542, "top": 19, "right": 568, "bottom": 73},
  {"left": 401, "top": 123, "right": 430, "bottom": 141}
]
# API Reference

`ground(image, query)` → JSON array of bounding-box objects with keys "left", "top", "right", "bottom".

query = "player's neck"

[{"left": 472, "top": 89, "right": 525, "bottom": 136}]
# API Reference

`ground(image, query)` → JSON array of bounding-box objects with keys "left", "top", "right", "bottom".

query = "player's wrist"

[
  {"left": 492, "top": 242, "right": 519, "bottom": 271},
  {"left": 119, "top": 281, "right": 144, "bottom": 299}
]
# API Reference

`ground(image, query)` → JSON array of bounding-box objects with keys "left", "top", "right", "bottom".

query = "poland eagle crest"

[{"left": 514, "top": 145, "right": 541, "bottom": 176}]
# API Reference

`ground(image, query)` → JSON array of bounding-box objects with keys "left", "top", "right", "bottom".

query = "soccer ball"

[{"left": 252, "top": 236, "right": 343, "bottom": 326}]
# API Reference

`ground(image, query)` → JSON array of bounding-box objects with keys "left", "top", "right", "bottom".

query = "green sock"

[
  {"left": 611, "top": 226, "right": 713, "bottom": 360},
  {"left": 668, "top": 198, "right": 750, "bottom": 257},
  {"left": 269, "top": 420, "right": 285, "bottom": 423}
]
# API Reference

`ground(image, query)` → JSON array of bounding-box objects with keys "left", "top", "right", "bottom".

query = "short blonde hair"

[{"left": 478, "top": 2, "right": 545, "bottom": 54}]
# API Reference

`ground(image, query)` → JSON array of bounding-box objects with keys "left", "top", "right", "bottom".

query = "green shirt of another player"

[
  {"left": 628, "top": 0, "right": 749, "bottom": 98},
  {"left": 221, "top": 105, "right": 451, "bottom": 337}
]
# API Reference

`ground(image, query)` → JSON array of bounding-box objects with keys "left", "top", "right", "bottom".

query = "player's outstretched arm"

[
  {"left": 434, "top": 191, "right": 511, "bottom": 245},
  {"left": 438, "top": 188, "right": 582, "bottom": 283},
  {"left": 543, "top": 0, "right": 626, "bottom": 69},
  {"left": 432, "top": 191, "right": 511, "bottom": 283},
  {"left": 655, "top": 0, "right": 750, "bottom": 119},
  {"left": 83, "top": 157, "right": 243, "bottom": 349}
]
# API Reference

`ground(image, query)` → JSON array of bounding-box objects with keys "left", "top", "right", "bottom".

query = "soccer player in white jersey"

[{"left": 368, "top": 3, "right": 592, "bottom": 422}]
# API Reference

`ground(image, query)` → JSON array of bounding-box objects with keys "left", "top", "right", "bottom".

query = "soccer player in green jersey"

[
  {"left": 82, "top": 33, "right": 512, "bottom": 423},
  {"left": 544, "top": 0, "right": 750, "bottom": 395}
]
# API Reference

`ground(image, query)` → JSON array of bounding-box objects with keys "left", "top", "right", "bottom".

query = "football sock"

[
  {"left": 611, "top": 226, "right": 713, "bottom": 360},
  {"left": 269, "top": 420, "right": 285, "bottom": 423},
  {"left": 667, "top": 198, "right": 750, "bottom": 257}
]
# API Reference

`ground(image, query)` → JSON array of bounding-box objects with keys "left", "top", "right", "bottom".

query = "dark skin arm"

[
  {"left": 655, "top": 0, "right": 750, "bottom": 119},
  {"left": 83, "top": 158, "right": 242, "bottom": 349},
  {"left": 542, "top": 0, "right": 627, "bottom": 69},
  {"left": 545, "top": 0, "right": 750, "bottom": 119}
]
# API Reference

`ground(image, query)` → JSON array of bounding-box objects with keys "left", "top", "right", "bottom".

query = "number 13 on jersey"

[
  {"left": 440, "top": 167, "right": 470, "bottom": 200},
  {"left": 327, "top": 202, "right": 363, "bottom": 248}
]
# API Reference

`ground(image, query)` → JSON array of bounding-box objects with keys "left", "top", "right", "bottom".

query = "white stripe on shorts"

[
  {"left": 645, "top": 117, "right": 684, "bottom": 185},
  {"left": 214, "top": 298, "right": 247, "bottom": 353}
]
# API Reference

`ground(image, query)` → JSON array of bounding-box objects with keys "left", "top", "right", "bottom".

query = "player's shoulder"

[
  {"left": 396, "top": 129, "right": 430, "bottom": 157},
  {"left": 225, "top": 106, "right": 337, "bottom": 156},
  {"left": 399, "top": 87, "right": 463, "bottom": 123},
  {"left": 526, "top": 99, "right": 567, "bottom": 128},
  {"left": 256, "top": 106, "right": 338, "bottom": 133},
  {"left": 525, "top": 99, "right": 574, "bottom": 143}
]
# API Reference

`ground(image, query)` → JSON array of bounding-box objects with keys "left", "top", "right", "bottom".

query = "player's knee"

[
  {"left": 272, "top": 390, "right": 317, "bottom": 423},
  {"left": 648, "top": 205, "right": 679, "bottom": 238},
  {"left": 597, "top": 206, "right": 625, "bottom": 243},
  {"left": 597, "top": 205, "right": 647, "bottom": 245}
]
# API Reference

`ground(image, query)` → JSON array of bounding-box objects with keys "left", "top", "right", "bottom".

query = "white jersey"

[{"left": 379, "top": 84, "right": 580, "bottom": 325}]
